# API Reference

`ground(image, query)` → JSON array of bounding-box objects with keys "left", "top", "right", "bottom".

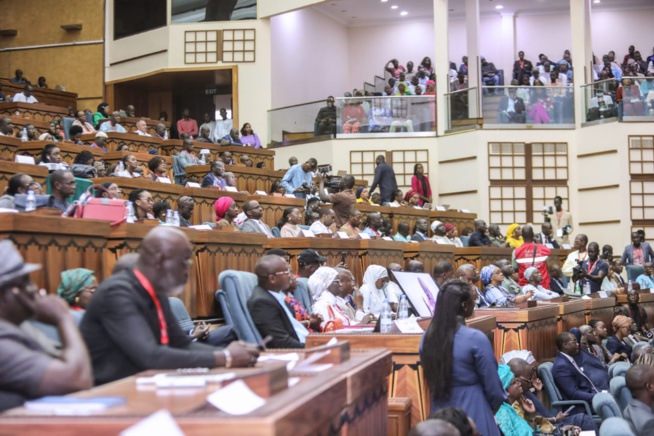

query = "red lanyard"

[
  {"left": 133, "top": 269, "right": 169, "bottom": 345},
  {"left": 586, "top": 259, "right": 599, "bottom": 274}
]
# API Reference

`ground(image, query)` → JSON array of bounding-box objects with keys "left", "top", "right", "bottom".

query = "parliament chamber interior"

[{"left": 1, "top": 0, "right": 654, "bottom": 435}]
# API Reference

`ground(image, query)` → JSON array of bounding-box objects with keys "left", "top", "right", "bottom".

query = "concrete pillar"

[
  {"left": 499, "top": 13, "right": 516, "bottom": 82},
  {"left": 433, "top": 0, "right": 449, "bottom": 134},
  {"left": 465, "top": 0, "right": 481, "bottom": 118},
  {"left": 570, "top": 0, "right": 593, "bottom": 127}
]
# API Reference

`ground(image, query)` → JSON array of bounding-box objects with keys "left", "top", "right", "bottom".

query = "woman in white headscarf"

[
  {"left": 359, "top": 265, "right": 398, "bottom": 316},
  {"left": 309, "top": 267, "right": 350, "bottom": 330}
]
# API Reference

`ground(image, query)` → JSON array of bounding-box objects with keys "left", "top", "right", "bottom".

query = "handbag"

[
  {"left": 74, "top": 184, "right": 126, "bottom": 225},
  {"left": 322, "top": 306, "right": 344, "bottom": 332}
]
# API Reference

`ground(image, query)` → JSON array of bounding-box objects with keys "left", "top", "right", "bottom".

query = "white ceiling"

[{"left": 314, "top": 0, "right": 654, "bottom": 27}]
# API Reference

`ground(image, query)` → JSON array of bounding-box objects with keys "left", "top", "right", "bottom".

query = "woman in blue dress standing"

[{"left": 420, "top": 279, "right": 506, "bottom": 436}]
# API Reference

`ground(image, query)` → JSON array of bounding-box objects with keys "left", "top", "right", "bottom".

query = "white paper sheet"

[
  {"left": 206, "top": 380, "right": 265, "bottom": 415},
  {"left": 120, "top": 410, "right": 184, "bottom": 436}
]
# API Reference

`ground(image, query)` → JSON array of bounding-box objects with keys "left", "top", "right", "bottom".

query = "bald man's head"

[
  {"left": 136, "top": 227, "right": 193, "bottom": 295},
  {"left": 626, "top": 365, "right": 654, "bottom": 398},
  {"left": 255, "top": 255, "right": 291, "bottom": 292},
  {"left": 408, "top": 419, "right": 460, "bottom": 436},
  {"left": 521, "top": 225, "right": 534, "bottom": 242},
  {"left": 407, "top": 260, "right": 425, "bottom": 273}
]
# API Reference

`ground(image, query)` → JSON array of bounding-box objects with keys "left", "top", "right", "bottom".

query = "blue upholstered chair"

[
  {"left": 593, "top": 392, "right": 623, "bottom": 421},
  {"left": 271, "top": 227, "right": 281, "bottom": 238},
  {"left": 625, "top": 265, "right": 644, "bottom": 282},
  {"left": 168, "top": 297, "right": 194, "bottom": 332},
  {"left": 599, "top": 417, "right": 636, "bottom": 436},
  {"left": 295, "top": 277, "right": 312, "bottom": 313},
  {"left": 538, "top": 362, "right": 598, "bottom": 421},
  {"left": 215, "top": 270, "right": 261, "bottom": 344},
  {"left": 609, "top": 362, "right": 631, "bottom": 380},
  {"left": 610, "top": 376, "right": 632, "bottom": 414},
  {"left": 61, "top": 117, "right": 75, "bottom": 140}
]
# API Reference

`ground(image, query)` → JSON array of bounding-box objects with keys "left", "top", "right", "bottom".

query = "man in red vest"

[{"left": 513, "top": 225, "right": 551, "bottom": 289}]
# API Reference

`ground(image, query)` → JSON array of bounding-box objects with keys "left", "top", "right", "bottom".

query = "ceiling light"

[
  {"left": 391, "top": 5, "right": 398, "bottom": 9},
  {"left": 495, "top": 5, "right": 504, "bottom": 10},
  {"left": 400, "top": 11, "right": 408, "bottom": 16},
  {"left": 381, "top": 0, "right": 388, "bottom": 2},
  {"left": 593, "top": 0, "right": 600, "bottom": 3}
]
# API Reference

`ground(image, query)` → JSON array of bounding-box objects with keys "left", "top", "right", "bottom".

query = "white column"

[
  {"left": 500, "top": 13, "right": 516, "bottom": 82},
  {"left": 465, "top": 0, "right": 481, "bottom": 118},
  {"left": 570, "top": 0, "right": 593, "bottom": 127},
  {"left": 433, "top": 0, "right": 449, "bottom": 135}
]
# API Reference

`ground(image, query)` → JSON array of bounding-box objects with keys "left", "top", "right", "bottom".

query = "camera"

[
  {"left": 562, "top": 225, "right": 572, "bottom": 235},
  {"left": 318, "top": 165, "right": 332, "bottom": 174},
  {"left": 323, "top": 175, "right": 342, "bottom": 192},
  {"left": 572, "top": 259, "right": 583, "bottom": 275}
]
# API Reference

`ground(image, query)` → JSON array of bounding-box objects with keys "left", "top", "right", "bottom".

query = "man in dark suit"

[
  {"left": 552, "top": 332, "right": 599, "bottom": 415},
  {"left": 248, "top": 255, "right": 306, "bottom": 349},
  {"left": 576, "top": 326, "right": 610, "bottom": 391},
  {"left": 513, "top": 51, "right": 533, "bottom": 82},
  {"left": 468, "top": 219, "right": 492, "bottom": 246},
  {"left": 499, "top": 88, "right": 526, "bottom": 123},
  {"left": 411, "top": 219, "right": 429, "bottom": 242},
  {"left": 240, "top": 200, "right": 275, "bottom": 237},
  {"left": 621, "top": 231, "right": 654, "bottom": 266},
  {"left": 536, "top": 222, "right": 560, "bottom": 248},
  {"left": 81, "top": 227, "right": 258, "bottom": 385},
  {"left": 370, "top": 155, "right": 397, "bottom": 205}
]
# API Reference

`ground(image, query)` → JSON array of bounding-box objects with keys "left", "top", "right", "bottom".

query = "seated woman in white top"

[
  {"left": 114, "top": 155, "right": 142, "bottom": 178},
  {"left": 387, "top": 189, "right": 406, "bottom": 207},
  {"left": 309, "top": 267, "right": 352, "bottom": 330},
  {"left": 522, "top": 267, "right": 558, "bottom": 300},
  {"left": 359, "top": 265, "right": 399, "bottom": 316},
  {"left": 601, "top": 259, "right": 626, "bottom": 295},
  {"left": 277, "top": 207, "right": 303, "bottom": 237}
]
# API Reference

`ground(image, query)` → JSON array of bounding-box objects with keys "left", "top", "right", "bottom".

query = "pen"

[{"left": 258, "top": 335, "right": 273, "bottom": 351}]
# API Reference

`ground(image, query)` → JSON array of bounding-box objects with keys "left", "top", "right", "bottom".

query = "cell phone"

[
  {"left": 563, "top": 405, "right": 575, "bottom": 415},
  {"left": 257, "top": 335, "right": 273, "bottom": 351},
  {"left": 340, "top": 252, "right": 347, "bottom": 265}
]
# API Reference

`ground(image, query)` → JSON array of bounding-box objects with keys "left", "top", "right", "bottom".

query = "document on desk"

[
  {"left": 257, "top": 352, "right": 300, "bottom": 371},
  {"left": 24, "top": 396, "right": 125, "bottom": 415},
  {"left": 207, "top": 379, "right": 265, "bottom": 415},
  {"left": 120, "top": 409, "right": 184, "bottom": 436}
]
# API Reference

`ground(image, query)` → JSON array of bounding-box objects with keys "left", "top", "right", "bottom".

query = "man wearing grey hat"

[
  {"left": 0, "top": 240, "right": 92, "bottom": 411},
  {"left": 297, "top": 249, "right": 327, "bottom": 279}
]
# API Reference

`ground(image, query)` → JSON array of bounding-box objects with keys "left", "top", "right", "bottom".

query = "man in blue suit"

[
  {"left": 552, "top": 332, "right": 600, "bottom": 415},
  {"left": 576, "top": 326, "right": 611, "bottom": 391},
  {"left": 622, "top": 231, "right": 654, "bottom": 266}
]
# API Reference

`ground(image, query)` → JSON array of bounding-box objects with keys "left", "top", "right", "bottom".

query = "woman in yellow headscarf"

[{"left": 506, "top": 223, "right": 524, "bottom": 248}]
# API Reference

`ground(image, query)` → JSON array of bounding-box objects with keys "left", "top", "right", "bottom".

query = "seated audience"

[
  {"left": 488, "top": 224, "right": 505, "bottom": 246},
  {"left": 214, "top": 197, "right": 240, "bottom": 229},
  {"left": 72, "top": 111, "right": 95, "bottom": 134},
  {"left": 12, "top": 85, "right": 38, "bottom": 103},
  {"left": 0, "top": 174, "right": 35, "bottom": 210},
  {"left": 315, "top": 97, "right": 337, "bottom": 136},
  {"left": 359, "top": 265, "right": 398, "bottom": 315},
  {"left": 153, "top": 123, "right": 167, "bottom": 140},
  {"left": 94, "top": 182, "right": 122, "bottom": 200},
  {"left": 67, "top": 125, "right": 84, "bottom": 145},
  {"left": 128, "top": 189, "right": 155, "bottom": 220},
  {"left": 406, "top": 260, "right": 425, "bottom": 273},
  {"left": 552, "top": 332, "right": 600, "bottom": 415},
  {"left": 201, "top": 160, "right": 226, "bottom": 189},
  {"left": 115, "top": 155, "right": 141, "bottom": 178},
  {"left": 0, "top": 240, "right": 92, "bottom": 412},
  {"left": 269, "top": 180, "right": 285, "bottom": 196},
  {"left": 496, "top": 259, "right": 521, "bottom": 295},
  {"left": 412, "top": 219, "right": 429, "bottom": 242},
  {"left": 607, "top": 315, "right": 635, "bottom": 361},
  {"left": 240, "top": 123, "right": 261, "bottom": 148},
  {"left": 370, "top": 192, "right": 382, "bottom": 205},
  {"left": 9, "top": 69, "right": 27, "bottom": 84},
  {"left": 481, "top": 57, "right": 499, "bottom": 92},
  {"left": 361, "top": 212, "right": 383, "bottom": 238},
  {"left": 221, "top": 128, "right": 242, "bottom": 145},
  {"left": 48, "top": 170, "right": 76, "bottom": 212},
  {"left": 281, "top": 273, "right": 321, "bottom": 332},
  {"left": 522, "top": 267, "right": 559, "bottom": 300},
  {"left": 196, "top": 126, "right": 213, "bottom": 143},
  {"left": 176, "top": 109, "right": 198, "bottom": 139},
  {"left": 571, "top": 327, "right": 610, "bottom": 391},
  {"left": 153, "top": 200, "right": 171, "bottom": 224},
  {"left": 309, "top": 208, "right": 335, "bottom": 235},
  {"left": 147, "top": 156, "right": 168, "bottom": 182},
  {"left": 0, "top": 116, "right": 13, "bottom": 136},
  {"left": 636, "top": 262, "right": 654, "bottom": 290},
  {"left": 393, "top": 221, "right": 411, "bottom": 242},
  {"left": 356, "top": 186, "right": 372, "bottom": 204},
  {"left": 175, "top": 138, "right": 199, "bottom": 184},
  {"left": 589, "top": 319, "right": 627, "bottom": 364},
  {"left": 90, "top": 131, "right": 108, "bottom": 152},
  {"left": 433, "top": 261, "right": 454, "bottom": 290},
  {"left": 468, "top": 220, "right": 492, "bottom": 246},
  {"left": 572, "top": 242, "right": 608, "bottom": 293},
  {"left": 177, "top": 196, "right": 195, "bottom": 227},
  {"left": 19, "top": 124, "right": 37, "bottom": 141},
  {"left": 430, "top": 407, "right": 478, "bottom": 436},
  {"left": 624, "top": 364, "right": 654, "bottom": 435},
  {"left": 92, "top": 102, "right": 110, "bottom": 128},
  {"left": 600, "top": 259, "right": 627, "bottom": 294},
  {"left": 495, "top": 364, "right": 542, "bottom": 435},
  {"left": 499, "top": 88, "right": 526, "bottom": 123},
  {"left": 505, "top": 223, "right": 524, "bottom": 248},
  {"left": 338, "top": 208, "right": 362, "bottom": 238},
  {"left": 99, "top": 111, "right": 127, "bottom": 133},
  {"left": 248, "top": 255, "right": 307, "bottom": 348},
  {"left": 240, "top": 200, "right": 274, "bottom": 237},
  {"left": 549, "top": 263, "right": 567, "bottom": 295},
  {"left": 81, "top": 228, "right": 258, "bottom": 385},
  {"left": 431, "top": 220, "right": 453, "bottom": 244},
  {"left": 134, "top": 120, "right": 150, "bottom": 136},
  {"left": 278, "top": 207, "right": 303, "bottom": 237},
  {"left": 57, "top": 268, "right": 98, "bottom": 312},
  {"left": 421, "top": 279, "right": 504, "bottom": 436},
  {"left": 445, "top": 223, "right": 464, "bottom": 247},
  {"left": 481, "top": 265, "right": 533, "bottom": 307},
  {"left": 309, "top": 267, "right": 354, "bottom": 329},
  {"left": 621, "top": 292, "right": 653, "bottom": 335},
  {"left": 71, "top": 150, "right": 97, "bottom": 179},
  {"left": 388, "top": 189, "right": 406, "bottom": 207}
]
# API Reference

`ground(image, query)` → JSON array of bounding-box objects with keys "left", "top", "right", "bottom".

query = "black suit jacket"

[
  {"left": 499, "top": 96, "right": 526, "bottom": 114},
  {"left": 247, "top": 286, "right": 304, "bottom": 349},
  {"left": 411, "top": 232, "right": 428, "bottom": 242},
  {"left": 513, "top": 59, "right": 533, "bottom": 75},
  {"left": 81, "top": 269, "right": 216, "bottom": 385}
]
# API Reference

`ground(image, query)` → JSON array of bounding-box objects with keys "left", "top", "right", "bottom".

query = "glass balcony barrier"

[
  {"left": 445, "top": 87, "right": 479, "bottom": 132},
  {"left": 334, "top": 95, "right": 436, "bottom": 138},
  {"left": 581, "top": 79, "right": 619, "bottom": 124},
  {"left": 480, "top": 85, "right": 575, "bottom": 129},
  {"left": 616, "top": 76, "right": 654, "bottom": 122},
  {"left": 267, "top": 100, "right": 328, "bottom": 145}
]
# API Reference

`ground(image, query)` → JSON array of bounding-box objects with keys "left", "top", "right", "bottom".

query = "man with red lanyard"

[
  {"left": 621, "top": 231, "right": 654, "bottom": 266},
  {"left": 513, "top": 225, "right": 552, "bottom": 289},
  {"left": 572, "top": 242, "right": 609, "bottom": 294},
  {"left": 562, "top": 234, "right": 588, "bottom": 278},
  {"left": 80, "top": 227, "right": 259, "bottom": 385},
  {"left": 548, "top": 195, "right": 574, "bottom": 247}
]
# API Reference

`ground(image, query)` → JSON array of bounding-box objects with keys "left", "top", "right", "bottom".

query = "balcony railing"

[{"left": 445, "top": 87, "right": 479, "bottom": 132}]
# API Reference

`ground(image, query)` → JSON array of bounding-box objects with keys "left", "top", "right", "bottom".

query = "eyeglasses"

[
  {"left": 518, "top": 376, "right": 533, "bottom": 385},
  {"left": 274, "top": 268, "right": 292, "bottom": 276}
]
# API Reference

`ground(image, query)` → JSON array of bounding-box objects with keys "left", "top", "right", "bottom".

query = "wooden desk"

[
  {"left": 81, "top": 132, "right": 162, "bottom": 154},
  {"left": 19, "top": 141, "right": 105, "bottom": 166},
  {"left": 0, "top": 102, "right": 68, "bottom": 123},
  {"left": 429, "top": 210, "right": 477, "bottom": 235},
  {"left": 161, "top": 140, "right": 222, "bottom": 162},
  {"left": 454, "top": 246, "right": 513, "bottom": 270},
  {"left": 186, "top": 164, "right": 284, "bottom": 194},
  {"left": 0, "top": 79, "right": 78, "bottom": 109},
  {"left": 387, "top": 206, "right": 431, "bottom": 235},
  {"left": 221, "top": 145, "right": 276, "bottom": 169},
  {"left": 364, "top": 239, "right": 409, "bottom": 271},
  {"left": 306, "top": 315, "right": 496, "bottom": 427},
  {"left": 0, "top": 348, "right": 391, "bottom": 436},
  {"left": 266, "top": 238, "right": 367, "bottom": 284},
  {"left": 538, "top": 300, "right": 587, "bottom": 333},
  {"left": 0, "top": 135, "right": 21, "bottom": 161},
  {"left": 0, "top": 160, "right": 48, "bottom": 194},
  {"left": 0, "top": 215, "right": 110, "bottom": 291},
  {"left": 412, "top": 243, "right": 456, "bottom": 277},
  {"left": 475, "top": 305, "right": 560, "bottom": 362},
  {"left": 584, "top": 297, "right": 617, "bottom": 336}
]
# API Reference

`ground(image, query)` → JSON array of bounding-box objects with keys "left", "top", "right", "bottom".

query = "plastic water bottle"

[
  {"left": 125, "top": 201, "right": 136, "bottom": 223},
  {"left": 172, "top": 210, "right": 181, "bottom": 227},
  {"left": 398, "top": 295, "right": 409, "bottom": 320},
  {"left": 583, "top": 281, "right": 591, "bottom": 295},
  {"left": 164, "top": 130, "right": 168, "bottom": 140},
  {"left": 20, "top": 128, "right": 27, "bottom": 141},
  {"left": 199, "top": 153, "right": 206, "bottom": 165},
  {"left": 628, "top": 280, "right": 633, "bottom": 292},
  {"left": 380, "top": 299, "right": 393, "bottom": 333},
  {"left": 25, "top": 190, "right": 36, "bottom": 212},
  {"left": 165, "top": 209, "right": 174, "bottom": 225}
]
